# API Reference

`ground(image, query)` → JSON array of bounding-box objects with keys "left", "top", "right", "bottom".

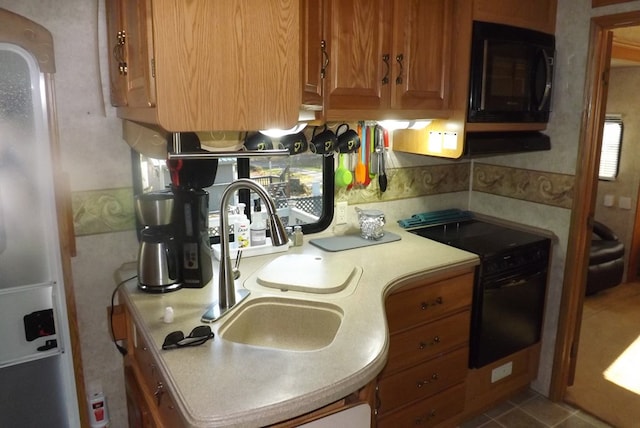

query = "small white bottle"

[
  {"left": 293, "top": 225, "right": 303, "bottom": 247},
  {"left": 250, "top": 199, "right": 267, "bottom": 246},
  {"left": 235, "top": 203, "right": 251, "bottom": 248}
]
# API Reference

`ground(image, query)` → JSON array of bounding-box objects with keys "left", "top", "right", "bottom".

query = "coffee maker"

[
  {"left": 136, "top": 191, "right": 181, "bottom": 292},
  {"left": 172, "top": 187, "right": 213, "bottom": 288},
  {"left": 167, "top": 132, "right": 217, "bottom": 288}
]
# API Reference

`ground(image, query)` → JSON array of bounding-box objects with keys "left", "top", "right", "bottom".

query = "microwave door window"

[{"left": 483, "top": 41, "right": 530, "bottom": 111}]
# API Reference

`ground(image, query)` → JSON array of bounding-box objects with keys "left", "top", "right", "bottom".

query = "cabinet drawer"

[
  {"left": 134, "top": 328, "right": 160, "bottom": 394},
  {"left": 132, "top": 328, "right": 186, "bottom": 427},
  {"left": 155, "top": 376, "right": 185, "bottom": 428},
  {"left": 377, "top": 347, "right": 468, "bottom": 415},
  {"left": 377, "top": 383, "right": 465, "bottom": 428},
  {"left": 382, "top": 311, "right": 470, "bottom": 375},
  {"left": 386, "top": 272, "right": 473, "bottom": 333}
]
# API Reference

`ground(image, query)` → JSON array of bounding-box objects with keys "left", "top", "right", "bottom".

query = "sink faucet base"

[{"left": 201, "top": 288, "right": 250, "bottom": 323}]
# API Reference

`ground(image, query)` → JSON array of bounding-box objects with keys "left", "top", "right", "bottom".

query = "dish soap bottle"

[
  {"left": 235, "top": 203, "right": 251, "bottom": 248},
  {"left": 250, "top": 198, "right": 267, "bottom": 246}
]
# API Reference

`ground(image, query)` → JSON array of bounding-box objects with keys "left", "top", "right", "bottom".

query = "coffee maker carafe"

[{"left": 136, "top": 191, "right": 181, "bottom": 292}]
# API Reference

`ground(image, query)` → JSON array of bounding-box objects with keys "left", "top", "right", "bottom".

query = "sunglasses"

[{"left": 162, "top": 325, "right": 214, "bottom": 350}]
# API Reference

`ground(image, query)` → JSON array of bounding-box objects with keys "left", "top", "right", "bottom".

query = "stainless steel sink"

[{"left": 219, "top": 297, "right": 343, "bottom": 351}]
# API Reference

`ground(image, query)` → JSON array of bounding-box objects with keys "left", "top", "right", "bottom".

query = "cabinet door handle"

[
  {"left": 418, "top": 336, "right": 440, "bottom": 349},
  {"left": 113, "top": 30, "right": 127, "bottom": 76},
  {"left": 395, "top": 53, "right": 404, "bottom": 84},
  {"left": 420, "top": 296, "right": 443, "bottom": 310},
  {"left": 320, "top": 40, "right": 329, "bottom": 79},
  {"left": 416, "top": 373, "right": 439, "bottom": 388},
  {"left": 382, "top": 54, "right": 390, "bottom": 85}
]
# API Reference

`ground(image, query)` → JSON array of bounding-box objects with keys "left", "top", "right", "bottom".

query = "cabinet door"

[
  {"left": 391, "top": 0, "right": 453, "bottom": 111},
  {"left": 324, "top": 0, "right": 391, "bottom": 113},
  {"left": 302, "top": 0, "right": 324, "bottom": 108},
  {"left": 123, "top": 0, "right": 156, "bottom": 108},
  {"left": 124, "top": 364, "right": 157, "bottom": 428},
  {"left": 105, "top": 0, "right": 127, "bottom": 106}
]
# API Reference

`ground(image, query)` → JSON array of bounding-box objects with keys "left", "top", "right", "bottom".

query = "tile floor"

[{"left": 459, "top": 389, "right": 613, "bottom": 428}]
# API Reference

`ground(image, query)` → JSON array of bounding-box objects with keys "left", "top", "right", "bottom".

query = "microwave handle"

[{"left": 536, "top": 48, "right": 553, "bottom": 111}]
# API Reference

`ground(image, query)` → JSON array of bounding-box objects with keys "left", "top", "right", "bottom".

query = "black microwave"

[{"left": 468, "top": 21, "right": 555, "bottom": 123}]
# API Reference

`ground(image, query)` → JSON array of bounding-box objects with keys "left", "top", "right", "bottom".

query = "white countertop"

[{"left": 117, "top": 224, "right": 479, "bottom": 427}]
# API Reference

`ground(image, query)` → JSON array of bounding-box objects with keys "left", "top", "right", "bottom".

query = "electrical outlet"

[
  {"left": 336, "top": 201, "right": 348, "bottom": 225},
  {"left": 491, "top": 361, "right": 513, "bottom": 383}
]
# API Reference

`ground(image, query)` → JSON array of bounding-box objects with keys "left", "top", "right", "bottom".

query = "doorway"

[{"left": 551, "top": 9, "right": 640, "bottom": 424}]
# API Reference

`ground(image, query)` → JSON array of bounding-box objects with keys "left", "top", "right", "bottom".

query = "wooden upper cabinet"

[
  {"left": 324, "top": 0, "right": 390, "bottom": 115},
  {"left": 391, "top": 0, "right": 453, "bottom": 111},
  {"left": 473, "top": 0, "right": 557, "bottom": 35},
  {"left": 301, "top": 0, "right": 324, "bottom": 109},
  {"left": 105, "top": 0, "right": 126, "bottom": 106},
  {"left": 123, "top": 0, "right": 156, "bottom": 108},
  {"left": 106, "top": 0, "right": 155, "bottom": 108},
  {"left": 105, "top": 0, "right": 301, "bottom": 132},
  {"left": 324, "top": 0, "right": 453, "bottom": 121}
]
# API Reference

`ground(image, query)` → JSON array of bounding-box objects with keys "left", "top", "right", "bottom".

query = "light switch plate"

[{"left": 619, "top": 196, "right": 632, "bottom": 210}]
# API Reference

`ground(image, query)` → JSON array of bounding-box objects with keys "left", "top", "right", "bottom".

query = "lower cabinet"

[
  {"left": 116, "top": 303, "right": 375, "bottom": 427},
  {"left": 376, "top": 267, "right": 474, "bottom": 427},
  {"left": 124, "top": 363, "right": 158, "bottom": 428}
]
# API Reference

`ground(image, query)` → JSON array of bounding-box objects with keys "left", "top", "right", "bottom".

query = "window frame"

[
  {"left": 598, "top": 116, "right": 623, "bottom": 181},
  {"left": 132, "top": 149, "right": 335, "bottom": 237},
  {"left": 236, "top": 155, "right": 334, "bottom": 234}
]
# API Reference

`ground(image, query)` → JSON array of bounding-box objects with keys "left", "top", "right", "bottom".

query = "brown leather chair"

[{"left": 586, "top": 220, "right": 625, "bottom": 295}]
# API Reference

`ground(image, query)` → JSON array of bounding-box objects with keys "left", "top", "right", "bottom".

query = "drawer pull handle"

[
  {"left": 414, "top": 409, "right": 437, "bottom": 425},
  {"left": 416, "top": 373, "right": 439, "bottom": 388},
  {"left": 418, "top": 336, "right": 440, "bottom": 349},
  {"left": 154, "top": 381, "right": 164, "bottom": 406},
  {"left": 420, "top": 297, "right": 443, "bottom": 310}
]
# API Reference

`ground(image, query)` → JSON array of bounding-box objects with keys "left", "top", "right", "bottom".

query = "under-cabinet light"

[
  {"left": 259, "top": 123, "right": 307, "bottom": 138},
  {"left": 377, "top": 120, "right": 431, "bottom": 131}
]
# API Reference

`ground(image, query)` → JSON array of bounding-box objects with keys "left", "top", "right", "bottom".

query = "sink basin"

[{"left": 219, "top": 297, "right": 343, "bottom": 351}]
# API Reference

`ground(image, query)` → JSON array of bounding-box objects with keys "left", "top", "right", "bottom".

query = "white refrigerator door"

[{"left": 0, "top": 39, "right": 80, "bottom": 427}]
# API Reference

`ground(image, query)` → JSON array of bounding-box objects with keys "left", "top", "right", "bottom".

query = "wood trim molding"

[
  {"left": 593, "top": 0, "right": 634, "bottom": 8},
  {"left": 550, "top": 11, "right": 640, "bottom": 402}
]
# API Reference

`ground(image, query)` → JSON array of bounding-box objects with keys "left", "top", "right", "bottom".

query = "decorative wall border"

[
  {"left": 337, "top": 163, "right": 471, "bottom": 204},
  {"left": 71, "top": 163, "right": 574, "bottom": 236},
  {"left": 71, "top": 187, "right": 135, "bottom": 236},
  {"left": 472, "top": 163, "right": 575, "bottom": 209}
]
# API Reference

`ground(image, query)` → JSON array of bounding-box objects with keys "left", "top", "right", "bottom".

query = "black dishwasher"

[{"left": 409, "top": 218, "right": 551, "bottom": 368}]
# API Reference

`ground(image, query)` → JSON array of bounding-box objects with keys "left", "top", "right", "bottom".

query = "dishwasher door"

[{"left": 470, "top": 265, "right": 548, "bottom": 368}]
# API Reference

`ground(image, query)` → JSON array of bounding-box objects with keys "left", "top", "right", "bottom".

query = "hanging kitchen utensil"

[
  {"left": 354, "top": 126, "right": 366, "bottom": 185},
  {"left": 369, "top": 124, "right": 377, "bottom": 178},
  {"left": 335, "top": 153, "right": 352, "bottom": 188},
  {"left": 363, "top": 125, "right": 372, "bottom": 186},
  {"left": 377, "top": 126, "right": 387, "bottom": 192}
]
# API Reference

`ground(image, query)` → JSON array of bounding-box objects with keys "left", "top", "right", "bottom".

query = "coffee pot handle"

[{"left": 166, "top": 241, "right": 179, "bottom": 281}]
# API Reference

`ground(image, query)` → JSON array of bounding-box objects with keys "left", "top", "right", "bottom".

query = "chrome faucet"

[{"left": 202, "top": 178, "right": 289, "bottom": 322}]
